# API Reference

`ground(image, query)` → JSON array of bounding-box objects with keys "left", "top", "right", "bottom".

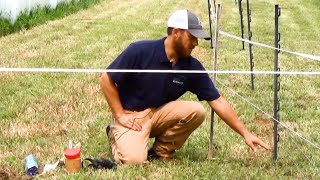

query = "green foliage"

[
  {"left": 0, "top": 0, "right": 103, "bottom": 37},
  {"left": 311, "top": 0, "right": 320, "bottom": 6}
]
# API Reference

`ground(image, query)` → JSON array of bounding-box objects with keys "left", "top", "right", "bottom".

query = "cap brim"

[{"left": 188, "top": 29, "right": 211, "bottom": 40}]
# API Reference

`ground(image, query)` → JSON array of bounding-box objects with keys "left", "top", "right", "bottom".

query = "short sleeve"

[
  {"left": 189, "top": 73, "right": 220, "bottom": 101},
  {"left": 107, "top": 43, "right": 138, "bottom": 84},
  {"left": 187, "top": 60, "right": 220, "bottom": 101}
]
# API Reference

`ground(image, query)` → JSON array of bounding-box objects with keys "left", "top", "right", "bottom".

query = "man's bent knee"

[{"left": 188, "top": 101, "right": 206, "bottom": 123}]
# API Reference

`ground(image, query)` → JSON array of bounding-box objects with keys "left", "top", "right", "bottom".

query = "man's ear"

[{"left": 171, "top": 28, "right": 181, "bottom": 38}]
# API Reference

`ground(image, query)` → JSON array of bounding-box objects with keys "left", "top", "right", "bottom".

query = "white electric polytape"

[
  {"left": 219, "top": 31, "right": 320, "bottom": 61},
  {"left": 0, "top": 68, "right": 320, "bottom": 75}
]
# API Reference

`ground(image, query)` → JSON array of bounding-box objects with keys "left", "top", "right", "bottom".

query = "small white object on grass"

[
  {"left": 38, "top": 160, "right": 60, "bottom": 176},
  {"left": 38, "top": 142, "right": 81, "bottom": 176}
]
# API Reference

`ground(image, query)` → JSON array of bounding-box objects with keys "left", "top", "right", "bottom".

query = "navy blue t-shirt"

[{"left": 107, "top": 38, "right": 220, "bottom": 111}]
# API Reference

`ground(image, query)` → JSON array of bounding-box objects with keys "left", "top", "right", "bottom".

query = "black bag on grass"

[{"left": 82, "top": 158, "right": 117, "bottom": 170}]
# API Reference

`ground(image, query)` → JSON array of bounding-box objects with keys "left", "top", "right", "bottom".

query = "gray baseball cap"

[{"left": 167, "top": 9, "right": 211, "bottom": 40}]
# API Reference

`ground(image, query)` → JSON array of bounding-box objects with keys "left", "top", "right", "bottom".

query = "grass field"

[
  {"left": 0, "top": 0, "right": 319, "bottom": 179},
  {"left": 0, "top": 0, "right": 103, "bottom": 37}
]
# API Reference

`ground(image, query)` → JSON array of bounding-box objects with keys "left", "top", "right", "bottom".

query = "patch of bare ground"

[
  {"left": 238, "top": 115, "right": 275, "bottom": 164},
  {"left": 254, "top": 115, "right": 274, "bottom": 137},
  {"left": 0, "top": 165, "right": 33, "bottom": 180}
]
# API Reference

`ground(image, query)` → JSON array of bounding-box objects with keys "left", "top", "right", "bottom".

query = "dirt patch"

[
  {"left": 254, "top": 115, "right": 274, "bottom": 137},
  {"left": 0, "top": 165, "right": 33, "bottom": 180},
  {"left": 0, "top": 171, "right": 9, "bottom": 180}
]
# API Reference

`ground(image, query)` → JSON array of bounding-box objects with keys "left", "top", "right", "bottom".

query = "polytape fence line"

[
  {"left": 216, "top": 79, "right": 320, "bottom": 151},
  {"left": 1, "top": 68, "right": 320, "bottom": 75},
  {"left": 208, "top": 4, "right": 320, "bottom": 61},
  {"left": 284, "top": 132, "right": 315, "bottom": 163},
  {"left": 2, "top": 66, "right": 318, "bottom": 149},
  {"left": 219, "top": 31, "right": 320, "bottom": 61}
]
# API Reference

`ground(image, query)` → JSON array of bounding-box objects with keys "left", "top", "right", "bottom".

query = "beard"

[{"left": 173, "top": 37, "right": 191, "bottom": 58}]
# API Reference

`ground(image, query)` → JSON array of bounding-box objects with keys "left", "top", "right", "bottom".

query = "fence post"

[
  {"left": 237, "top": 0, "right": 245, "bottom": 50},
  {"left": 246, "top": 0, "right": 255, "bottom": 90},
  {"left": 273, "top": 4, "right": 281, "bottom": 161},
  {"left": 208, "top": 3, "right": 221, "bottom": 160}
]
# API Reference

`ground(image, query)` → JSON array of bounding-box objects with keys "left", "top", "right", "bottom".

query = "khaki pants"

[{"left": 108, "top": 100, "right": 206, "bottom": 165}]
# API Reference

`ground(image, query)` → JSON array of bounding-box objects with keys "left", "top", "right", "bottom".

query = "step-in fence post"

[{"left": 273, "top": 4, "right": 281, "bottom": 161}]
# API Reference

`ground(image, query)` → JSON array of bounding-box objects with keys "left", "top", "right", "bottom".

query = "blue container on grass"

[{"left": 24, "top": 154, "right": 38, "bottom": 176}]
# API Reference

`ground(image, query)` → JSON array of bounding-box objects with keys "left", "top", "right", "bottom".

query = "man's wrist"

[
  {"left": 241, "top": 130, "right": 252, "bottom": 139},
  {"left": 113, "top": 111, "right": 125, "bottom": 120}
]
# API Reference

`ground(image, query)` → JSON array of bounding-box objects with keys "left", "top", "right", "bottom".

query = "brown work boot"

[
  {"left": 106, "top": 125, "right": 110, "bottom": 138},
  {"left": 106, "top": 125, "right": 112, "bottom": 151},
  {"left": 147, "top": 148, "right": 174, "bottom": 161}
]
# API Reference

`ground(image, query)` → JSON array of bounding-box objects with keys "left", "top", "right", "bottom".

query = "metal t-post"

[
  {"left": 207, "top": 0, "right": 214, "bottom": 49},
  {"left": 238, "top": 0, "right": 245, "bottom": 50},
  {"left": 246, "top": 0, "right": 255, "bottom": 90},
  {"left": 273, "top": 4, "right": 281, "bottom": 161},
  {"left": 208, "top": 4, "right": 221, "bottom": 160}
]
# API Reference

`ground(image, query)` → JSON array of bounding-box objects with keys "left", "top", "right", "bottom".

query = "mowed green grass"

[
  {"left": 0, "top": 0, "right": 319, "bottom": 179},
  {"left": 0, "top": 0, "right": 103, "bottom": 37}
]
